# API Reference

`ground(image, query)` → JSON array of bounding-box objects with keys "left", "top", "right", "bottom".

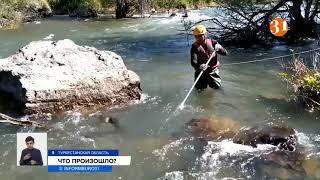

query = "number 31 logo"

[{"left": 269, "top": 17, "right": 288, "bottom": 37}]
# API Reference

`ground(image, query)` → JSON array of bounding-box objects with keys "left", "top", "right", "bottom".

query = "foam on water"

[
  {"left": 152, "top": 137, "right": 192, "bottom": 161},
  {"left": 314, "top": 135, "right": 320, "bottom": 142},
  {"left": 43, "top": 34, "right": 55, "bottom": 40},
  {"left": 156, "top": 138, "right": 276, "bottom": 179},
  {"left": 157, "top": 171, "right": 184, "bottom": 180},
  {"left": 197, "top": 140, "right": 274, "bottom": 174},
  {"left": 2, "top": 150, "right": 9, "bottom": 157},
  {"left": 130, "top": 93, "right": 162, "bottom": 106},
  {"left": 67, "top": 112, "right": 82, "bottom": 125},
  {"left": 150, "top": 10, "right": 213, "bottom": 28},
  {"left": 184, "top": 10, "right": 213, "bottom": 22},
  {"left": 296, "top": 131, "right": 316, "bottom": 149}
]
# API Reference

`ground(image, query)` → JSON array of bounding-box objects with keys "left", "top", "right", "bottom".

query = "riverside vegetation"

[{"left": 0, "top": 0, "right": 216, "bottom": 29}]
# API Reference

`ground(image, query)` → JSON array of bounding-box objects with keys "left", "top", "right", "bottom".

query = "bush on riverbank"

[
  {"left": 48, "top": 0, "right": 101, "bottom": 17},
  {"left": 0, "top": 0, "right": 51, "bottom": 29},
  {"left": 154, "top": 0, "right": 208, "bottom": 9},
  {"left": 0, "top": 0, "right": 213, "bottom": 29},
  {"left": 279, "top": 56, "right": 320, "bottom": 111},
  {"left": 135, "top": 0, "right": 215, "bottom": 11},
  {"left": 0, "top": 0, "right": 20, "bottom": 29}
]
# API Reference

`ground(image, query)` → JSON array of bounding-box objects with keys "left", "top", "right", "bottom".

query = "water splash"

[
  {"left": 157, "top": 171, "right": 184, "bottom": 180},
  {"left": 43, "top": 34, "right": 55, "bottom": 40},
  {"left": 152, "top": 137, "right": 192, "bottom": 161}
]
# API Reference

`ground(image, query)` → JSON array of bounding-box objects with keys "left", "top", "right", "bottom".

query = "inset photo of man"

[{"left": 17, "top": 133, "right": 47, "bottom": 166}]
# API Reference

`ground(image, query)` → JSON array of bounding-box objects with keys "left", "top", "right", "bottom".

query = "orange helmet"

[{"left": 193, "top": 24, "right": 207, "bottom": 36}]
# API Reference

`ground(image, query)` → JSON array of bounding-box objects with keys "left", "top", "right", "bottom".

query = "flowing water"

[{"left": 0, "top": 9, "right": 320, "bottom": 180}]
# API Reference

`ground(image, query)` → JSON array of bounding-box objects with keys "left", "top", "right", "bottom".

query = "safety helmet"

[{"left": 193, "top": 24, "right": 207, "bottom": 36}]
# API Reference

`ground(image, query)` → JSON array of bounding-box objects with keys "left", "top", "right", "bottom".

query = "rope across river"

[
  {"left": 223, "top": 47, "right": 320, "bottom": 66},
  {"left": 178, "top": 47, "right": 320, "bottom": 110}
]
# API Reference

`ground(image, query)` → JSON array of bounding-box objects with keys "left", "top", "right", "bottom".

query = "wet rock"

[
  {"left": 187, "top": 117, "right": 320, "bottom": 179},
  {"left": 94, "top": 114, "right": 120, "bottom": 128},
  {"left": 302, "top": 155, "right": 320, "bottom": 178},
  {"left": 169, "top": 12, "right": 177, "bottom": 17},
  {"left": 255, "top": 148, "right": 307, "bottom": 179},
  {"left": 258, "top": 163, "right": 305, "bottom": 180},
  {"left": 261, "top": 149, "right": 305, "bottom": 168},
  {"left": 0, "top": 39, "right": 142, "bottom": 114},
  {"left": 188, "top": 117, "right": 297, "bottom": 151},
  {"left": 233, "top": 126, "right": 297, "bottom": 151},
  {"left": 187, "top": 117, "right": 241, "bottom": 141}
]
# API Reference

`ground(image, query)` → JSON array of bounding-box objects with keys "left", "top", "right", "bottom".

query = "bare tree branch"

[{"left": 0, "top": 112, "right": 46, "bottom": 128}]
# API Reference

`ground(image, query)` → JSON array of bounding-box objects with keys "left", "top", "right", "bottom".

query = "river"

[{"left": 0, "top": 8, "right": 320, "bottom": 180}]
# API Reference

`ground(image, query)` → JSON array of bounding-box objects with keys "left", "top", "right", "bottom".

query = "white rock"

[{"left": 0, "top": 39, "right": 142, "bottom": 114}]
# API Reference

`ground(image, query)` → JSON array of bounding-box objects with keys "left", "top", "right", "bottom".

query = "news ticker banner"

[{"left": 48, "top": 150, "right": 131, "bottom": 172}]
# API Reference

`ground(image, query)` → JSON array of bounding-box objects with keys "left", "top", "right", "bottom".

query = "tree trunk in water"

[{"left": 116, "top": 0, "right": 129, "bottom": 19}]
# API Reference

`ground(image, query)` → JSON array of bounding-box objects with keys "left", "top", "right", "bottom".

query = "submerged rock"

[
  {"left": 302, "top": 155, "right": 320, "bottom": 178},
  {"left": 187, "top": 117, "right": 240, "bottom": 141},
  {"left": 0, "top": 39, "right": 142, "bottom": 114},
  {"left": 233, "top": 126, "right": 297, "bottom": 151},
  {"left": 188, "top": 117, "right": 297, "bottom": 151},
  {"left": 187, "top": 117, "right": 312, "bottom": 179}
]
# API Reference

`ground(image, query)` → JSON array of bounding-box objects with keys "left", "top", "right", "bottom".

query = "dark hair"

[{"left": 25, "top": 136, "right": 34, "bottom": 143}]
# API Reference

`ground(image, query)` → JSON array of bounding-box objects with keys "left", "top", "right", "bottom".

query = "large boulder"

[{"left": 0, "top": 39, "right": 142, "bottom": 114}]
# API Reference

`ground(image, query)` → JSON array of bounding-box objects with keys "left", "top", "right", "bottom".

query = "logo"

[{"left": 269, "top": 17, "right": 289, "bottom": 37}]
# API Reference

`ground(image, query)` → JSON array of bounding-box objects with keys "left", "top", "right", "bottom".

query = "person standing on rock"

[{"left": 190, "top": 24, "right": 228, "bottom": 90}]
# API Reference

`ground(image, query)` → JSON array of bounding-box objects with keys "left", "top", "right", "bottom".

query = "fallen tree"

[{"left": 0, "top": 112, "right": 46, "bottom": 128}]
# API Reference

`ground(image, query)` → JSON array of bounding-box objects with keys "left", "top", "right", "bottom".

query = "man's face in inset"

[{"left": 26, "top": 140, "right": 34, "bottom": 149}]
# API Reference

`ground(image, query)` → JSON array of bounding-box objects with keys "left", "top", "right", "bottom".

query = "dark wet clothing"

[
  {"left": 194, "top": 68, "right": 221, "bottom": 89},
  {"left": 20, "top": 148, "right": 43, "bottom": 166},
  {"left": 190, "top": 39, "right": 227, "bottom": 89}
]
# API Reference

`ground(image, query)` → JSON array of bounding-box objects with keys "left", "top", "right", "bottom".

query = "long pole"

[{"left": 178, "top": 51, "right": 216, "bottom": 110}]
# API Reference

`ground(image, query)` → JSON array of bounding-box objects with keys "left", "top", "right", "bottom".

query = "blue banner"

[
  {"left": 48, "top": 165, "right": 112, "bottom": 172},
  {"left": 48, "top": 150, "right": 119, "bottom": 156}
]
